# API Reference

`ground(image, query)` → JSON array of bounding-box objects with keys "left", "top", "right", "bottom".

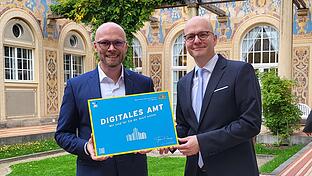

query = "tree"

[
  {"left": 51, "top": 0, "right": 177, "bottom": 67},
  {"left": 260, "top": 71, "right": 301, "bottom": 145}
]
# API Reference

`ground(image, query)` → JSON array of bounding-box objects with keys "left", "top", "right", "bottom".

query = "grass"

[
  {"left": 8, "top": 155, "right": 76, "bottom": 176},
  {"left": 148, "top": 157, "right": 186, "bottom": 176},
  {"left": 8, "top": 156, "right": 185, "bottom": 176},
  {"left": 3, "top": 140, "right": 305, "bottom": 175},
  {"left": 256, "top": 143, "right": 304, "bottom": 173},
  {"left": 0, "top": 139, "right": 60, "bottom": 159}
]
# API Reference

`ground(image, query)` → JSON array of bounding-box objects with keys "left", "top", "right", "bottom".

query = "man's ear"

[
  {"left": 212, "top": 35, "right": 218, "bottom": 46},
  {"left": 125, "top": 43, "right": 129, "bottom": 50}
]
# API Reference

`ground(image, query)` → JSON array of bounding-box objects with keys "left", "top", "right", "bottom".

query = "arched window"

[
  {"left": 172, "top": 34, "right": 187, "bottom": 112},
  {"left": 63, "top": 54, "right": 83, "bottom": 82},
  {"left": 241, "top": 25, "right": 279, "bottom": 72},
  {"left": 132, "top": 38, "right": 142, "bottom": 74},
  {"left": 63, "top": 32, "right": 85, "bottom": 83},
  {"left": 4, "top": 19, "right": 34, "bottom": 81}
]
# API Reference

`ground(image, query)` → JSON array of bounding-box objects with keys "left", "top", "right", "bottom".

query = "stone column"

[
  {"left": 278, "top": 0, "right": 293, "bottom": 79},
  {"left": 186, "top": 2, "right": 198, "bottom": 71},
  {"left": 0, "top": 46, "right": 4, "bottom": 124},
  {"left": 0, "top": 25, "right": 4, "bottom": 123}
]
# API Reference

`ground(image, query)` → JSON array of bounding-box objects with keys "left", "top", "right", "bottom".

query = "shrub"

[{"left": 260, "top": 71, "right": 301, "bottom": 144}]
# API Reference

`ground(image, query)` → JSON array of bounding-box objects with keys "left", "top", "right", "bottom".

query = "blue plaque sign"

[{"left": 88, "top": 91, "right": 178, "bottom": 156}]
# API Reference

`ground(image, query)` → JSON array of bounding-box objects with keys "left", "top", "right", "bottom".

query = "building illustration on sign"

[{"left": 126, "top": 128, "right": 147, "bottom": 142}]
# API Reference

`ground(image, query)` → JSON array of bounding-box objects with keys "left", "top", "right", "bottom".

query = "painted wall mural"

[
  {"left": 143, "top": 0, "right": 312, "bottom": 41},
  {"left": 3, "top": 0, "right": 312, "bottom": 41},
  {"left": 199, "top": 0, "right": 282, "bottom": 40},
  {"left": 293, "top": 0, "right": 312, "bottom": 35},
  {"left": 146, "top": 7, "right": 186, "bottom": 44},
  {"left": 145, "top": 0, "right": 285, "bottom": 44},
  {"left": 0, "top": 0, "right": 54, "bottom": 38}
]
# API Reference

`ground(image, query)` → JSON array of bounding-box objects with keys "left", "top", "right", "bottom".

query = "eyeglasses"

[
  {"left": 183, "top": 31, "right": 214, "bottom": 42},
  {"left": 96, "top": 40, "right": 126, "bottom": 49}
]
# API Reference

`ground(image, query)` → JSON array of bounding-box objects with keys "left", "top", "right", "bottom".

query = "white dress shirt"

[
  {"left": 98, "top": 64, "right": 125, "bottom": 98},
  {"left": 84, "top": 64, "right": 126, "bottom": 155},
  {"left": 192, "top": 54, "right": 219, "bottom": 115}
]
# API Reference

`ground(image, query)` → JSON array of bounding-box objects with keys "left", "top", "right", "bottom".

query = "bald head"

[
  {"left": 183, "top": 16, "right": 217, "bottom": 67},
  {"left": 184, "top": 16, "right": 214, "bottom": 34},
  {"left": 93, "top": 22, "right": 128, "bottom": 77},
  {"left": 95, "top": 22, "right": 127, "bottom": 41}
]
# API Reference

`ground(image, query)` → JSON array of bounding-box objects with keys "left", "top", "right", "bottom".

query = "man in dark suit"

[
  {"left": 175, "top": 16, "right": 262, "bottom": 176},
  {"left": 55, "top": 22, "right": 154, "bottom": 176},
  {"left": 303, "top": 110, "right": 312, "bottom": 136}
]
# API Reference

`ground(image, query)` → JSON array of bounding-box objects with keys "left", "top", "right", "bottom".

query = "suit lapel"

[
  {"left": 185, "top": 70, "right": 200, "bottom": 126},
  {"left": 87, "top": 68, "right": 101, "bottom": 99},
  {"left": 124, "top": 69, "right": 135, "bottom": 95},
  {"left": 199, "top": 55, "right": 227, "bottom": 124}
]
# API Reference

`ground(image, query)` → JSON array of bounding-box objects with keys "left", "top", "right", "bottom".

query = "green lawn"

[
  {"left": 0, "top": 139, "right": 60, "bottom": 159},
  {"left": 3, "top": 139, "right": 304, "bottom": 175},
  {"left": 256, "top": 144, "right": 304, "bottom": 173},
  {"left": 8, "top": 155, "right": 75, "bottom": 176},
  {"left": 148, "top": 157, "right": 186, "bottom": 176},
  {"left": 8, "top": 156, "right": 185, "bottom": 176}
]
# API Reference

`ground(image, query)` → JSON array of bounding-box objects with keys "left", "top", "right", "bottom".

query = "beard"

[{"left": 99, "top": 51, "right": 125, "bottom": 68}]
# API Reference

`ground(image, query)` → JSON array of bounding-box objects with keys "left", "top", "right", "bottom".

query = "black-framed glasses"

[
  {"left": 96, "top": 40, "right": 126, "bottom": 49},
  {"left": 183, "top": 31, "right": 214, "bottom": 42}
]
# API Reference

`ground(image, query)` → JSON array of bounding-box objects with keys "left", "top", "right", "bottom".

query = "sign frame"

[{"left": 88, "top": 91, "right": 178, "bottom": 157}]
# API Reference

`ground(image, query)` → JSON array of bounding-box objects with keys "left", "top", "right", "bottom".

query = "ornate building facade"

[
  {"left": 0, "top": 0, "right": 311, "bottom": 127},
  {"left": 0, "top": 0, "right": 95, "bottom": 127},
  {"left": 136, "top": 0, "right": 312, "bottom": 115}
]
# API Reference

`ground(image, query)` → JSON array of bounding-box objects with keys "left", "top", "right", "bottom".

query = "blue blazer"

[
  {"left": 176, "top": 55, "right": 262, "bottom": 176},
  {"left": 55, "top": 67, "right": 154, "bottom": 176}
]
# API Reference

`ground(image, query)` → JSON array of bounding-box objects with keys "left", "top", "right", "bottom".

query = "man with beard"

[{"left": 55, "top": 22, "right": 154, "bottom": 176}]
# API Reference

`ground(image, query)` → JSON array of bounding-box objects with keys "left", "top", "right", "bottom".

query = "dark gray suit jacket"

[
  {"left": 55, "top": 67, "right": 154, "bottom": 176},
  {"left": 303, "top": 110, "right": 312, "bottom": 133},
  {"left": 176, "top": 55, "right": 262, "bottom": 176}
]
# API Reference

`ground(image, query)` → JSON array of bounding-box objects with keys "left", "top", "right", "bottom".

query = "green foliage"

[
  {"left": 50, "top": 0, "right": 175, "bottom": 68},
  {"left": 260, "top": 71, "right": 301, "bottom": 143},
  {"left": 0, "top": 139, "right": 60, "bottom": 159}
]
